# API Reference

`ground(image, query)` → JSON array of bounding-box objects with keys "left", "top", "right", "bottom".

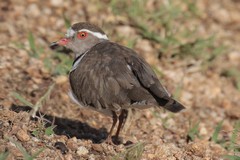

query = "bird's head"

[{"left": 50, "top": 22, "right": 108, "bottom": 56}]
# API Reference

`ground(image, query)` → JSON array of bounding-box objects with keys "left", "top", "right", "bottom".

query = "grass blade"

[
  {"left": 211, "top": 120, "right": 224, "bottom": 143},
  {"left": 31, "top": 83, "right": 55, "bottom": 117},
  {"left": 63, "top": 14, "right": 71, "bottom": 28},
  {"left": 28, "top": 32, "right": 37, "bottom": 57},
  {"left": 228, "top": 121, "right": 240, "bottom": 151},
  {"left": 223, "top": 155, "right": 240, "bottom": 160},
  {"left": 8, "top": 137, "right": 32, "bottom": 160},
  {"left": 11, "top": 92, "right": 34, "bottom": 108},
  {"left": 187, "top": 122, "right": 200, "bottom": 142},
  {"left": 112, "top": 142, "right": 144, "bottom": 160},
  {"left": 0, "top": 151, "right": 9, "bottom": 160},
  {"left": 32, "top": 148, "right": 44, "bottom": 159}
]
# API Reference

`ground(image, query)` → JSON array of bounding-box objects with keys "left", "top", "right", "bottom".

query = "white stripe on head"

[
  {"left": 66, "top": 28, "right": 75, "bottom": 38},
  {"left": 78, "top": 29, "right": 108, "bottom": 40}
]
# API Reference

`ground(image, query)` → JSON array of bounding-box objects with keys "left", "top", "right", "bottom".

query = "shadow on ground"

[{"left": 10, "top": 104, "right": 108, "bottom": 143}]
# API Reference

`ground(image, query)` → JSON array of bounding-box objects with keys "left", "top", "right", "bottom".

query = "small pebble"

[
  {"left": 66, "top": 137, "right": 78, "bottom": 151},
  {"left": 16, "top": 129, "right": 30, "bottom": 142},
  {"left": 92, "top": 144, "right": 103, "bottom": 152},
  {"left": 26, "top": 4, "right": 40, "bottom": 17},
  {"left": 54, "top": 75, "right": 68, "bottom": 84},
  {"left": 54, "top": 142, "right": 68, "bottom": 154},
  {"left": 77, "top": 146, "right": 89, "bottom": 156},
  {"left": 64, "top": 153, "right": 73, "bottom": 160},
  {"left": 50, "top": 0, "right": 63, "bottom": 7}
]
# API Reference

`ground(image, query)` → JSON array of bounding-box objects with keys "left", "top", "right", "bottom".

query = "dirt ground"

[{"left": 0, "top": 0, "right": 240, "bottom": 160}]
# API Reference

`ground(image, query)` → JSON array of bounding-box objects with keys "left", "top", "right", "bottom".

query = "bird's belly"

[
  {"left": 68, "top": 90, "right": 113, "bottom": 116},
  {"left": 68, "top": 90, "right": 83, "bottom": 107}
]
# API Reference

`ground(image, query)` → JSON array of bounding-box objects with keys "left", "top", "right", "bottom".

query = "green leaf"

[
  {"left": 44, "top": 126, "right": 55, "bottom": 136},
  {"left": 31, "top": 129, "right": 39, "bottom": 137}
]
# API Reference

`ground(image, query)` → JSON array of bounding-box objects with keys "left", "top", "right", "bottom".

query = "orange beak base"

[{"left": 50, "top": 38, "right": 70, "bottom": 49}]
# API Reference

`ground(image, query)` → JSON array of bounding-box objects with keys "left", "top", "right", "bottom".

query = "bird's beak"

[{"left": 50, "top": 37, "right": 71, "bottom": 50}]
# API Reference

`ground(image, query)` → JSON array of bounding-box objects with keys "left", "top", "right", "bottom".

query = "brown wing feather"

[{"left": 124, "top": 50, "right": 185, "bottom": 112}]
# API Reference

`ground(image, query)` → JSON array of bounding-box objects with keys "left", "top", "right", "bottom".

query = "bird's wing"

[
  {"left": 125, "top": 53, "right": 170, "bottom": 98},
  {"left": 124, "top": 50, "right": 185, "bottom": 112}
]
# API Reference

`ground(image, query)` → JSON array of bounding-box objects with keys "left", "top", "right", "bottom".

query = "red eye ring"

[{"left": 77, "top": 31, "right": 88, "bottom": 39}]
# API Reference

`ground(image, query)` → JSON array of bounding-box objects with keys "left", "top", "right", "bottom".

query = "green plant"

[
  {"left": 109, "top": 0, "right": 225, "bottom": 66},
  {"left": 11, "top": 92, "right": 34, "bottom": 108},
  {"left": 223, "top": 155, "right": 240, "bottom": 160},
  {"left": 32, "top": 123, "right": 55, "bottom": 138},
  {"left": 31, "top": 129, "right": 40, "bottom": 137},
  {"left": 211, "top": 120, "right": 224, "bottom": 143},
  {"left": 187, "top": 122, "right": 200, "bottom": 142},
  {"left": 176, "top": 36, "right": 225, "bottom": 62},
  {"left": 15, "top": 30, "right": 72, "bottom": 76},
  {"left": 30, "top": 113, "right": 56, "bottom": 138},
  {"left": 44, "top": 126, "right": 55, "bottom": 136},
  {"left": 221, "top": 68, "right": 240, "bottom": 91},
  {"left": 8, "top": 137, "right": 44, "bottom": 160},
  {"left": 0, "top": 151, "right": 9, "bottom": 160},
  {"left": 11, "top": 83, "right": 55, "bottom": 117},
  {"left": 152, "top": 66, "right": 164, "bottom": 78},
  {"left": 44, "top": 15, "right": 72, "bottom": 75},
  {"left": 210, "top": 120, "right": 240, "bottom": 152},
  {"left": 228, "top": 121, "right": 240, "bottom": 152},
  {"left": 42, "top": 50, "right": 73, "bottom": 76},
  {"left": 172, "top": 78, "right": 184, "bottom": 100},
  {"left": 28, "top": 32, "right": 37, "bottom": 57},
  {"left": 27, "top": 32, "right": 44, "bottom": 58},
  {"left": 209, "top": 120, "right": 240, "bottom": 159},
  {"left": 112, "top": 142, "right": 144, "bottom": 160},
  {"left": 52, "top": 53, "right": 73, "bottom": 75},
  {"left": 63, "top": 14, "right": 71, "bottom": 28},
  {"left": 183, "top": 0, "right": 200, "bottom": 16},
  {"left": 126, "top": 38, "right": 137, "bottom": 49}
]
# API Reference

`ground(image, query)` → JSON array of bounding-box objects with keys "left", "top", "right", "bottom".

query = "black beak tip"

[{"left": 49, "top": 42, "right": 59, "bottom": 50}]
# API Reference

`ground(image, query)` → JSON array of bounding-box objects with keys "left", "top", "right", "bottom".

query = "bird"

[{"left": 50, "top": 22, "right": 185, "bottom": 144}]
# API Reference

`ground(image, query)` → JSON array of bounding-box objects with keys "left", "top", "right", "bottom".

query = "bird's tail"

[
  {"left": 161, "top": 98, "right": 185, "bottom": 112},
  {"left": 147, "top": 84, "right": 185, "bottom": 112}
]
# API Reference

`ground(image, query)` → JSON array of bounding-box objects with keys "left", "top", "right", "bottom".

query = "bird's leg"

[
  {"left": 105, "top": 111, "right": 118, "bottom": 144},
  {"left": 114, "top": 109, "right": 128, "bottom": 144}
]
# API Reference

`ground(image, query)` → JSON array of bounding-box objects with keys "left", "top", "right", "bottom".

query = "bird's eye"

[{"left": 77, "top": 31, "right": 87, "bottom": 39}]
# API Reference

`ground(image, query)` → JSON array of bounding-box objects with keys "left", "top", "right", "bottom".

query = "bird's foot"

[
  {"left": 112, "top": 135, "right": 123, "bottom": 145},
  {"left": 104, "top": 136, "right": 115, "bottom": 145},
  {"left": 103, "top": 136, "right": 123, "bottom": 145}
]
